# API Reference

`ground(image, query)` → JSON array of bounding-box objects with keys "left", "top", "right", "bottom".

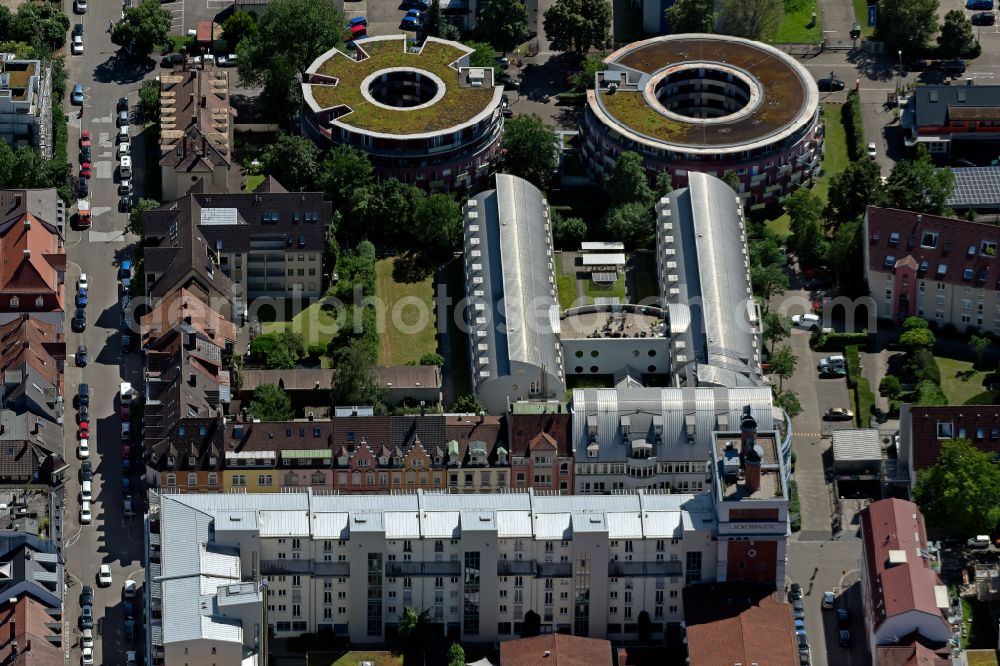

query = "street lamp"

[{"left": 897, "top": 49, "right": 902, "bottom": 93}]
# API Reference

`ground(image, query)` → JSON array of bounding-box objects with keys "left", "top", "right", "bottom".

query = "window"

[
  {"left": 937, "top": 422, "right": 954, "bottom": 439},
  {"left": 259, "top": 474, "right": 273, "bottom": 486},
  {"left": 208, "top": 473, "right": 218, "bottom": 486},
  {"left": 232, "top": 474, "right": 246, "bottom": 486},
  {"left": 982, "top": 241, "right": 997, "bottom": 256},
  {"left": 34, "top": 296, "right": 42, "bottom": 307},
  {"left": 921, "top": 232, "right": 938, "bottom": 248},
  {"left": 187, "top": 473, "right": 197, "bottom": 487},
  {"left": 965, "top": 268, "right": 975, "bottom": 281},
  {"left": 888, "top": 232, "right": 900, "bottom": 245},
  {"left": 166, "top": 473, "right": 176, "bottom": 486},
  {"left": 937, "top": 264, "right": 948, "bottom": 276}
]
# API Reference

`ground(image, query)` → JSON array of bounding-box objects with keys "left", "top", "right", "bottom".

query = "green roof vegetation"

[
  {"left": 599, "top": 91, "right": 686, "bottom": 143},
  {"left": 310, "top": 38, "right": 495, "bottom": 134}
]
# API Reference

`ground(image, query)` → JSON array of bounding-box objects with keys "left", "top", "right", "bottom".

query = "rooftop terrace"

[
  {"left": 714, "top": 431, "right": 782, "bottom": 501},
  {"left": 560, "top": 306, "right": 667, "bottom": 340}
]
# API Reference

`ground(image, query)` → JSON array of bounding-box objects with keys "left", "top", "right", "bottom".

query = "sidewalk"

[{"left": 815, "top": 0, "right": 858, "bottom": 38}]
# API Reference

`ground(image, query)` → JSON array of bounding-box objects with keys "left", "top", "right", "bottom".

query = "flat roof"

[
  {"left": 581, "top": 253, "right": 626, "bottom": 266},
  {"left": 590, "top": 34, "right": 818, "bottom": 152},
  {"left": 560, "top": 309, "right": 666, "bottom": 339},
  {"left": 581, "top": 241, "right": 625, "bottom": 252}
]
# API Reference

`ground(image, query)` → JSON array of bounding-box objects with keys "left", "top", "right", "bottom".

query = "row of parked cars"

[
  {"left": 786, "top": 584, "right": 852, "bottom": 665},
  {"left": 77, "top": 569, "right": 139, "bottom": 665}
]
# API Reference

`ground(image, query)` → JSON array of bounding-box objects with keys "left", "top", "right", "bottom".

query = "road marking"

[
  {"left": 794, "top": 432, "right": 823, "bottom": 437},
  {"left": 89, "top": 230, "right": 124, "bottom": 241}
]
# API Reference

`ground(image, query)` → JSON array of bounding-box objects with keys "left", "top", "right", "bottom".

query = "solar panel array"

[{"left": 946, "top": 166, "right": 1000, "bottom": 208}]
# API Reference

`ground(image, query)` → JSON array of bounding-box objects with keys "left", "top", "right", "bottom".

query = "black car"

[
  {"left": 77, "top": 177, "right": 88, "bottom": 198},
  {"left": 80, "top": 145, "right": 91, "bottom": 162},
  {"left": 73, "top": 23, "right": 84, "bottom": 37},
  {"left": 972, "top": 11, "right": 996, "bottom": 25},
  {"left": 160, "top": 53, "right": 184, "bottom": 67},
  {"left": 78, "top": 383, "right": 90, "bottom": 406},
  {"left": 78, "top": 403, "right": 89, "bottom": 422},
  {"left": 79, "top": 605, "right": 93, "bottom": 630},
  {"left": 941, "top": 59, "right": 967, "bottom": 76},
  {"left": 76, "top": 344, "right": 88, "bottom": 367},
  {"left": 79, "top": 460, "right": 92, "bottom": 482},
  {"left": 72, "top": 308, "right": 86, "bottom": 332},
  {"left": 789, "top": 583, "right": 802, "bottom": 601},
  {"left": 119, "top": 195, "right": 132, "bottom": 212},
  {"left": 906, "top": 59, "right": 929, "bottom": 71},
  {"left": 80, "top": 585, "right": 94, "bottom": 607},
  {"left": 817, "top": 77, "right": 845, "bottom": 92},
  {"left": 839, "top": 629, "right": 851, "bottom": 647},
  {"left": 837, "top": 608, "right": 850, "bottom": 627},
  {"left": 117, "top": 97, "right": 128, "bottom": 112}
]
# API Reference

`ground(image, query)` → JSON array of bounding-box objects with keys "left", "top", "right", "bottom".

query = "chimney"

[
  {"left": 23, "top": 218, "right": 30, "bottom": 229},
  {"left": 14, "top": 193, "right": 21, "bottom": 207},
  {"left": 739, "top": 406, "right": 757, "bottom": 448},
  {"left": 22, "top": 249, "right": 30, "bottom": 258},
  {"left": 189, "top": 372, "right": 197, "bottom": 386},
  {"left": 744, "top": 444, "right": 763, "bottom": 493},
  {"left": 201, "top": 94, "right": 207, "bottom": 108},
  {"left": 25, "top": 640, "right": 30, "bottom": 654}
]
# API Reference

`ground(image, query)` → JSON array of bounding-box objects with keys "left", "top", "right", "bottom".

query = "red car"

[
  {"left": 350, "top": 24, "right": 367, "bottom": 37},
  {"left": 77, "top": 422, "right": 89, "bottom": 439},
  {"left": 121, "top": 444, "right": 131, "bottom": 458},
  {"left": 80, "top": 162, "right": 91, "bottom": 178},
  {"left": 79, "top": 131, "right": 91, "bottom": 149},
  {"left": 120, "top": 404, "right": 130, "bottom": 420},
  {"left": 803, "top": 265, "right": 830, "bottom": 279}
]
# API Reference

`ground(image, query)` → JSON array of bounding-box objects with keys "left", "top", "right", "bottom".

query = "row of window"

[{"left": 7, "top": 296, "right": 46, "bottom": 308}]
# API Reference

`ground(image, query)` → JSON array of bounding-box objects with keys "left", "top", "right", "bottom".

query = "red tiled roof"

[
  {"left": 681, "top": 583, "right": 798, "bottom": 666},
  {"left": 905, "top": 405, "right": 1000, "bottom": 471},
  {"left": 876, "top": 639, "right": 951, "bottom": 666},
  {"left": 0, "top": 595, "right": 63, "bottom": 666},
  {"left": 860, "top": 499, "right": 949, "bottom": 633},
  {"left": 500, "top": 634, "right": 612, "bottom": 666},
  {"left": 507, "top": 413, "right": 572, "bottom": 457},
  {"left": 0, "top": 314, "right": 61, "bottom": 388},
  {"left": 865, "top": 206, "right": 1000, "bottom": 290},
  {"left": 0, "top": 209, "right": 63, "bottom": 305},
  {"left": 140, "top": 288, "right": 238, "bottom": 344}
]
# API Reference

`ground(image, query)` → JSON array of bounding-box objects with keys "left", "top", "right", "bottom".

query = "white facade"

[
  {"left": 147, "top": 489, "right": 723, "bottom": 658},
  {"left": 0, "top": 55, "right": 52, "bottom": 158}
]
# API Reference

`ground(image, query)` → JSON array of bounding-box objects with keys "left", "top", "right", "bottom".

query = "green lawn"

[
  {"left": 246, "top": 174, "right": 264, "bottom": 192},
  {"left": 261, "top": 299, "right": 340, "bottom": 350},
  {"left": 967, "top": 651, "right": 999, "bottom": 666},
  {"left": 330, "top": 652, "right": 403, "bottom": 666},
  {"left": 938, "top": 356, "right": 998, "bottom": 405},
  {"left": 852, "top": 0, "right": 876, "bottom": 38},
  {"left": 773, "top": 0, "right": 822, "bottom": 43},
  {"left": 556, "top": 257, "right": 579, "bottom": 311},
  {"left": 766, "top": 102, "right": 850, "bottom": 237},
  {"left": 374, "top": 258, "right": 437, "bottom": 366},
  {"left": 585, "top": 274, "right": 626, "bottom": 301}
]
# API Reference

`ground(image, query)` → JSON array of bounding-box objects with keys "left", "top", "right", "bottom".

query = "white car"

[
  {"left": 120, "top": 155, "right": 133, "bottom": 179},
  {"left": 117, "top": 141, "right": 130, "bottom": 158},
  {"left": 117, "top": 125, "right": 129, "bottom": 143},
  {"left": 119, "top": 179, "right": 132, "bottom": 195},
  {"left": 193, "top": 54, "right": 216, "bottom": 65},
  {"left": 98, "top": 564, "right": 113, "bottom": 587},
  {"left": 81, "top": 628, "right": 93, "bottom": 649},
  {"left": 822, "top": 590, "right": 836, "bottom": 608},
  {"left": 71, "top": 35, "right": 84, "bottom": 55},
  {"left": 791, "top": 313, "right": 821, "bottom": 330},
  {"left": 77, "top": 438, "right": 90, "bottom": 459},
  {"left": 74, "top": 0, "right": 87, "bottom": 11},
  {"left": 216, "top": 53, "right": 238, "bottom": 67},
  {"left": 123, "top": 579, "right": 137, "bottom": 598},
  {"left": 126, "top": 651, "right": 138, "bottom": 666},
  {"left": 867, "top": 142, "right": 877, "bottom": 159},
  {"left": 79, "top": 501, "right": 92, "bottom": 524},
  {"left": 81, "top": 646, "right": 94, "bottom": 665},
  {"left": 77, "top": 273, "right": 88, "bottom": 291}
]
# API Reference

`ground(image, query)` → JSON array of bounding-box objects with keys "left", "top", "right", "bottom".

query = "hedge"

[
  {"left": 327, "top": 241, "right": 379, "bottom": 362},
  {"left": 844, "top": 345, "right": 861, "bottom": 388},
  {"left": 914, "top": 379, "right": 948, "bottom": 406},
  {"left": 842, "top": 90, "right": 866, "bottom": 162},
  {"left": 853, "top": 376, "right": 876, "bottom": 427},
  {"left": 788, "top": 480, "right": 801, "bottom": 532},
  {"left": 812, "top": 330, "right": 870, "bottom": 351}
]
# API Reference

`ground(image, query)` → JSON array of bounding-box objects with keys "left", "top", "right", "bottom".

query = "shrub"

[
  {"left": 816, "top": 331, "right": 869, "bottom": 350},
  {"left": 844, "top": 345, "right": 861, "bottom": 388},
  {"left": 788, "top": 480, "right": 801, "bottom": 532},
  {"left": 248, "top": 333, "right": 277, "bottom": 360},
  {"left": 910, "top": 347, "right": 941, "bottom": 385},
  {"left": 853, "top": 376, "right": 876, "bottom": 427},
  {"left": 914, "top": 380, "right": 948, "bottom": 406},
  {"left": 307, "top": 342, "right": 327, "bottom": 358},
  {"left": 843, "top": 90, "right": 866, "bottom": 161}
]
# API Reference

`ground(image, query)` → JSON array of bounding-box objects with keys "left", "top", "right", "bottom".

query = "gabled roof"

[
  {"left": 500, "top": 634, "right": 612, "bottom": 666},
  {"left": 444, "top": 413, "right": 504, "bottom": 464},
  {"left": 876, "top": 637, "right": 952, "bottom": 666},
  {"left": 0, "top": 314, "right": 62, "bottom": 393},
  {"left": 903, "top": 405, "right": 1000, "bottom": 471},
  {"left": 859, "top": 499, "right": 950, "bottom": 635},
  {"left": 865, "top": 206, "right": 1000, "bottom": 290},
  {"left": 159, "top": 67, "right": 232, "bottom": 172},
  {"left": 0, "top": 594, "right": 63, "bottom": 666},
  {"left": 140, "top": 288, "right": 238, "bottom": 346},
  {"left": 508, "top": 412, "right": 571, "bottom": 457},
  {"left": 682, "top": 583, "right": 798, "bottom": 666},
  {"left": 0, "top": 190, "right": 63, "bottom": 305},
  {"left": 912, "top": 85, "right": 1000, "bottom": 127},
  {"left": 0, "top": 532, "right": 63, "bottom": 605}
]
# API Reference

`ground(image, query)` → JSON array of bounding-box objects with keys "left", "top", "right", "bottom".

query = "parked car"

[
  {"left": 941, "top": 59, "right": 967, "bottom": 76},
  {"left": 837, "top": 608, "right": 850, "bottom": 627},
  {"left": 71, "top": 34, "right": 84, "bottom": 55},
  {"left": 839, "top": 629, "right": 851, "bottom": 647},
  {"left": 72, "top": 308, "right": 87, "bottom": 332},
  {"left": 967, "top": 0, "right": 993, "bottom": 10},
  {"left": 796, "top": 630, "right": 808, "bottom": 648},
  {"left": 117, "top": 141, "right": 130, "bottom": 158},
  {"left": 79, "top": 501, "right": 91, "bottom": 524},
  {"left": 71, "top": 83, "right": 84, "bottom": 105},
  {"left": 117, "top": 125, "right": 129, "bottom": 143},
  {"left": 350, "top": 23, "right": 367, "bottom": 36},
  {"left": 77, "top": 422, "right": 89, "bottom": 439},
  {"left": 792, "top": 599, "right": 805, "bottom": 620},
  {"left": 119, "top": 179, "right": 132, "bottom": 196},
  {"left": 820, "top": 365, "right": 848, "bottom": 377},
  {"left": 81, "top": 647, "right": 94, "bottom": 665},
  {"left": 819, "top": 355, "right": 846, "bottom": 369},
  {"left": 78, "top": 439, "right": 90, "bottom": 460},
  {"left": 825, "top": 407, "right": 854, "bottom": 421},
  {"left": 126, "top": 651, "right": 138, "bottom": 666},
  {"left": 120, "top": 155, "right": 133, "bottom": 179},
  {"left": 80, "top": 460, "right": 92, "bottom": 482},
  {"left": 78, "top": 382, "right": 90, "bottom": 406},
  {"left": 972, "top": 11, "right": 996, "bottom": 25},
  {"left": 80, "top": 144, "right": 91, "bottom": 162},
  {"left": 76, "top": 286, "right": 88, "bottom": 307},
  {"left": 121, "top": 421, "right": 131, "bottom": 441},
  {"left": 866, "top": 142, "right": 877, "bottom": 159},
  {"left": 79, "top": 605, "right": 93, "bottom": 629},
  {"left": 81, "top": 629, "right": 93, "bottom": 650},
  {"left": 792, "top": 313, "right": 821, "bottom": 330},
  {"left": 120, "top": 259, "right": 132, "bottom": 279},
  {"left": 74, "top": 0, "right": 87, "bottom": 12},
  {"left": 78, "top": 404, "right": 88, "bottom": 422},
  {"left": 405, "top": 8, "right": 422, "bottom": 19},
  {"left": 817, "top": 77, "right": 845, "bottom": 92},
  {"left": 968, "top": 535, "right": 991, "bottom": 548},
  {"left": 121, "top": 403, "right": 131, "bottom": 420},
  {"left": 79, "top": 131, "right": 90, "bottom": 150},
  {"left": 98, "top": 564, "right": 113, "bottom": 587},
  {"left": 348, "top": 15, "right": 367, "bottom": 26},
  {"left": 400, "top": 16, "right": 419, "bottom": 29},
  {"left": 822, "top": 591, "right": 836, "bottom": 608},
  {"left": 119, "top": 195, "right": 133, "bottom": 213},
  {"left": 117, "top": 97, "right": 128, "bottom": 112},
  {"left": 77, "top": 177, "right": 89, "bottom": 198},
  {"left": 789, "top": 583, "right": 802, "bottom": 601},
  {"left": 80, "top": 585, "right": 94, "bottom": 607},
  {"left": 81, "top": 480, "right": 92, "bottom": 502},
  {"left": 73, "top": 23, "right": 84, "bottom": 37},
  {"left": 161, "top": 53, "right": 184, "bottom": 67},
  {"left": 216, "top": 53, "right": 238, "bottom": 67},
  {"left": 79, "top": 162, "right": 91, "bottom": 179},
  {"left": 403, "top": 0, "right": 429, "bottom": 7}
]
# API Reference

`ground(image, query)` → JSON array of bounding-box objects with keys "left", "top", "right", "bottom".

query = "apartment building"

[
  {"left": 897, "top": 404, "right": 1000, "bottom": 486},
  {"left": 146, "top": 488, "right": 736, "bottom": 663},
  {"left": 0, "top": 189, "right": 65, "bottom": 325},
  {"left": 0, "top": 594, "right": 63, "bottom": 664},
  {"left": 143, "top": 178, "right": 331, "bottom": 308},
  {"left": 507, "top": 409, "right": 573, "bottom": 494},
  {"left": 0, "top": 55, "right": 52, "bottom": 158},
  {"left": 901, "top": 85, "right": 1000, "bottom": 164},
  {"left": 159, "top": 65, "right": 233, "bottom": 200},
  {"left": 864, "top": 206, "right": 1000, "bottom": 333}
]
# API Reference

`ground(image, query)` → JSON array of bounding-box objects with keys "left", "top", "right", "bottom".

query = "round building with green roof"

[{"left": 301, "top": 35, "right": 505, "bottom": 191}]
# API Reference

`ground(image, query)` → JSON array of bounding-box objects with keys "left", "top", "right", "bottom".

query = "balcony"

[
  {"left": 386, "top": 561, "right": 461, "bottom": 577},
  {"left": 608, "top": 561, "right": 683, "bottom": 577},
  {"left": 496, "top": 561, "right": 572, "bottom": 578}
]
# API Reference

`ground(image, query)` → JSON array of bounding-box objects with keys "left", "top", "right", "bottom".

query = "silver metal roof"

[
  {"left": 658, "top": 172, "right": 763, "bottom": 388},
  {"left": 831, "top": 429, "right": 882, "bottom": 462},
  {"left": 464, "top": 174, "right": 563, "bottom": 389},
  {"left": 570, "top": 385, "right": 775, "bottom": 462}
]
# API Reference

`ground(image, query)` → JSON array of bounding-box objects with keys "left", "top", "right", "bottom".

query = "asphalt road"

[{"left": 61, "top": 0, "right": 146, "bottom": 664}]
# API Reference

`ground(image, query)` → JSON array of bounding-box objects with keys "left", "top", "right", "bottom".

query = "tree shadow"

[
  {"left": 846, "top": 48, "right": 897, "bottom": 83},
  {"left": 392, "top": 251, "right": 437, "bottom": 284},
  {"left": 92, "top": 51, "right": 156, "bottom": 85}
]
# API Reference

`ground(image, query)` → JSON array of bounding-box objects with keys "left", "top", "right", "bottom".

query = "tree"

[
  {"left": 770, "top": 345, "right": 797, "bottom": 391},
  {"left": 604, "top": 202, "right": 654, "bottom": 249},
  {"left": 637, "top": 610, "right": 653, "bottom": 643},
  {"left": 553, "top": 214, "right": 587, "bottom": 248},
  {"left": 111, "top": 0, "right": 171, "bottom": 55},
  {"left": 875, "top": 0, "right": 939, "bottom": 54},
  {"left": 477, "top": 0, "right": 530, "bottom": 53},
  {"left": 751, "top": 263, "right": 789, "bottom": 311},
  {"left": 501, "top": 115, "right": 558, "bottom": 189},
  {"left": 825, "top": 158, "right": 883, "bottom": 227},
  {"left": 882, "top": 146, "right": 955, "bottom": 216},
  {"left": 13, "top": 2, "right": 69, "bottom": 51},
  {"left": 543, "top": 0, "right": 612, "bottom": 55},
  {"left": 718, "top": 0, "right": 782, "bottom": 40},
  {"left": 878, "top": 375, "right": 903, "bottom": 399},
  {"left": 423, "top": 0, "right": 443, "bottom": 38},
  {"left": 774, "top": 390, "right": 802, "bottom": 418},
  {"left": 320, "top": 145, "right": 374, "bottom": 216},
  {"left": 414, "top": 194, "right": 463, "bottom": 256},
  {"left": 465, "top": 40, "right": 499, "bottom": 76},
  {"left": 447, "top": 643, "right": 466, "bottom": 666},
  {"left": 607, "top": 151, "right": 654, "bottom": 207},
  {"left": 266, "top": 331, "right": 305, "bottom": 369},
  {"left": 722, "top": 169, "right": 740, "bottom": 193},
  {"left": 903, "top": 316, "right": 929, "bottom": 331},
  {"left": 762, "top": 312, "right": 791, "bottom": 355},
  {"left": 419, "top": 353, "right": 444, "bottom": 366},
  {"left": 237, "top": 0, "right": 343, "bottom": 123},
  {"left": 221, "top": 11, "right": 257, "bottom": 50},
  {"left": 259, "top": 133, "right": 320, "bottom": 191},
  {"left": 914, "top": 379, "right": 948, "bottom": 406},
  {"left": 349, "top": 178, "right": 424, "bottom": 246},
  {"left": 970, "top": 335, "right": 991, "bottom": 369},
  {"left": 899, "top": 327, "right": 935, "bottom": 351},
  {"left": 331, "top": 339, "right": 386, "bottom": 408},
  {"left": 398, "top": 608, "right": 436, "bottom": 663},
  {"left": 785, "top": 189, "right": 826, "bottom": 265},
  {"left": 938, "top": 10, "right": 977, "bottom": 58},
  {"left": 452, "top": 394, "right": 484, "bottom": 413},
  {"left": 913, "top": 439, "right": 1000, "bottom": 536},
  {"left": 138, "top": 79, "right": 160, "bottom": 118},
  {"left": 655, "top": 171, "right": 673, "bottom": 197},
  {"left": 126, "top": 198, "right": 159, "bottom": 237},
  {"left": 822, "top": 219, "right": 862, "bottom": 287},
  {"left": 249, "top": 383, "right": 294, "bottom": 420},
  {"left": 665, "top": 0, "right": 715, "bottom": 32}
]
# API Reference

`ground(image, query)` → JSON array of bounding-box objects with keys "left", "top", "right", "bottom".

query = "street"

[{"left": 61, "top": 0, "right": 145, "bottom": 663}]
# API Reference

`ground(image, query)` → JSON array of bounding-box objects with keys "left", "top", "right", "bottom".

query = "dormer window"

[
  {"left": 884, "top": 255, "right": 895, "bottom": 268},
  {"left": 888, "top": 232, "right": 900, "bottom": 245},
  {"left": 34, "top": 296, "right": 42, "bottom": 307},
  {"left": 209, "top": 456, "right": 217, "bottom": 466},
  {"left": 921, "top": 232, "right": 938, "bottom": 248},
  {"left": 9, "top": 297, "right": 17, "bottom": 308},
  {"left": 166, "top": 455, "right": 175, "bottom": 468},
  {"left": 937, "top": 264, "right": 947, "bottom": 276},
  {"left": 968, "top": 244, "right": 977, "bottom": 257},
  {"left": 982, "top": 241, "right": 997, "bottom": 256},
  {"left": 188, "top": 455, "right": 197, "bottom": 467},
  {"left": 964, "top": 268, "right": 974, "bottom": 281}
]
